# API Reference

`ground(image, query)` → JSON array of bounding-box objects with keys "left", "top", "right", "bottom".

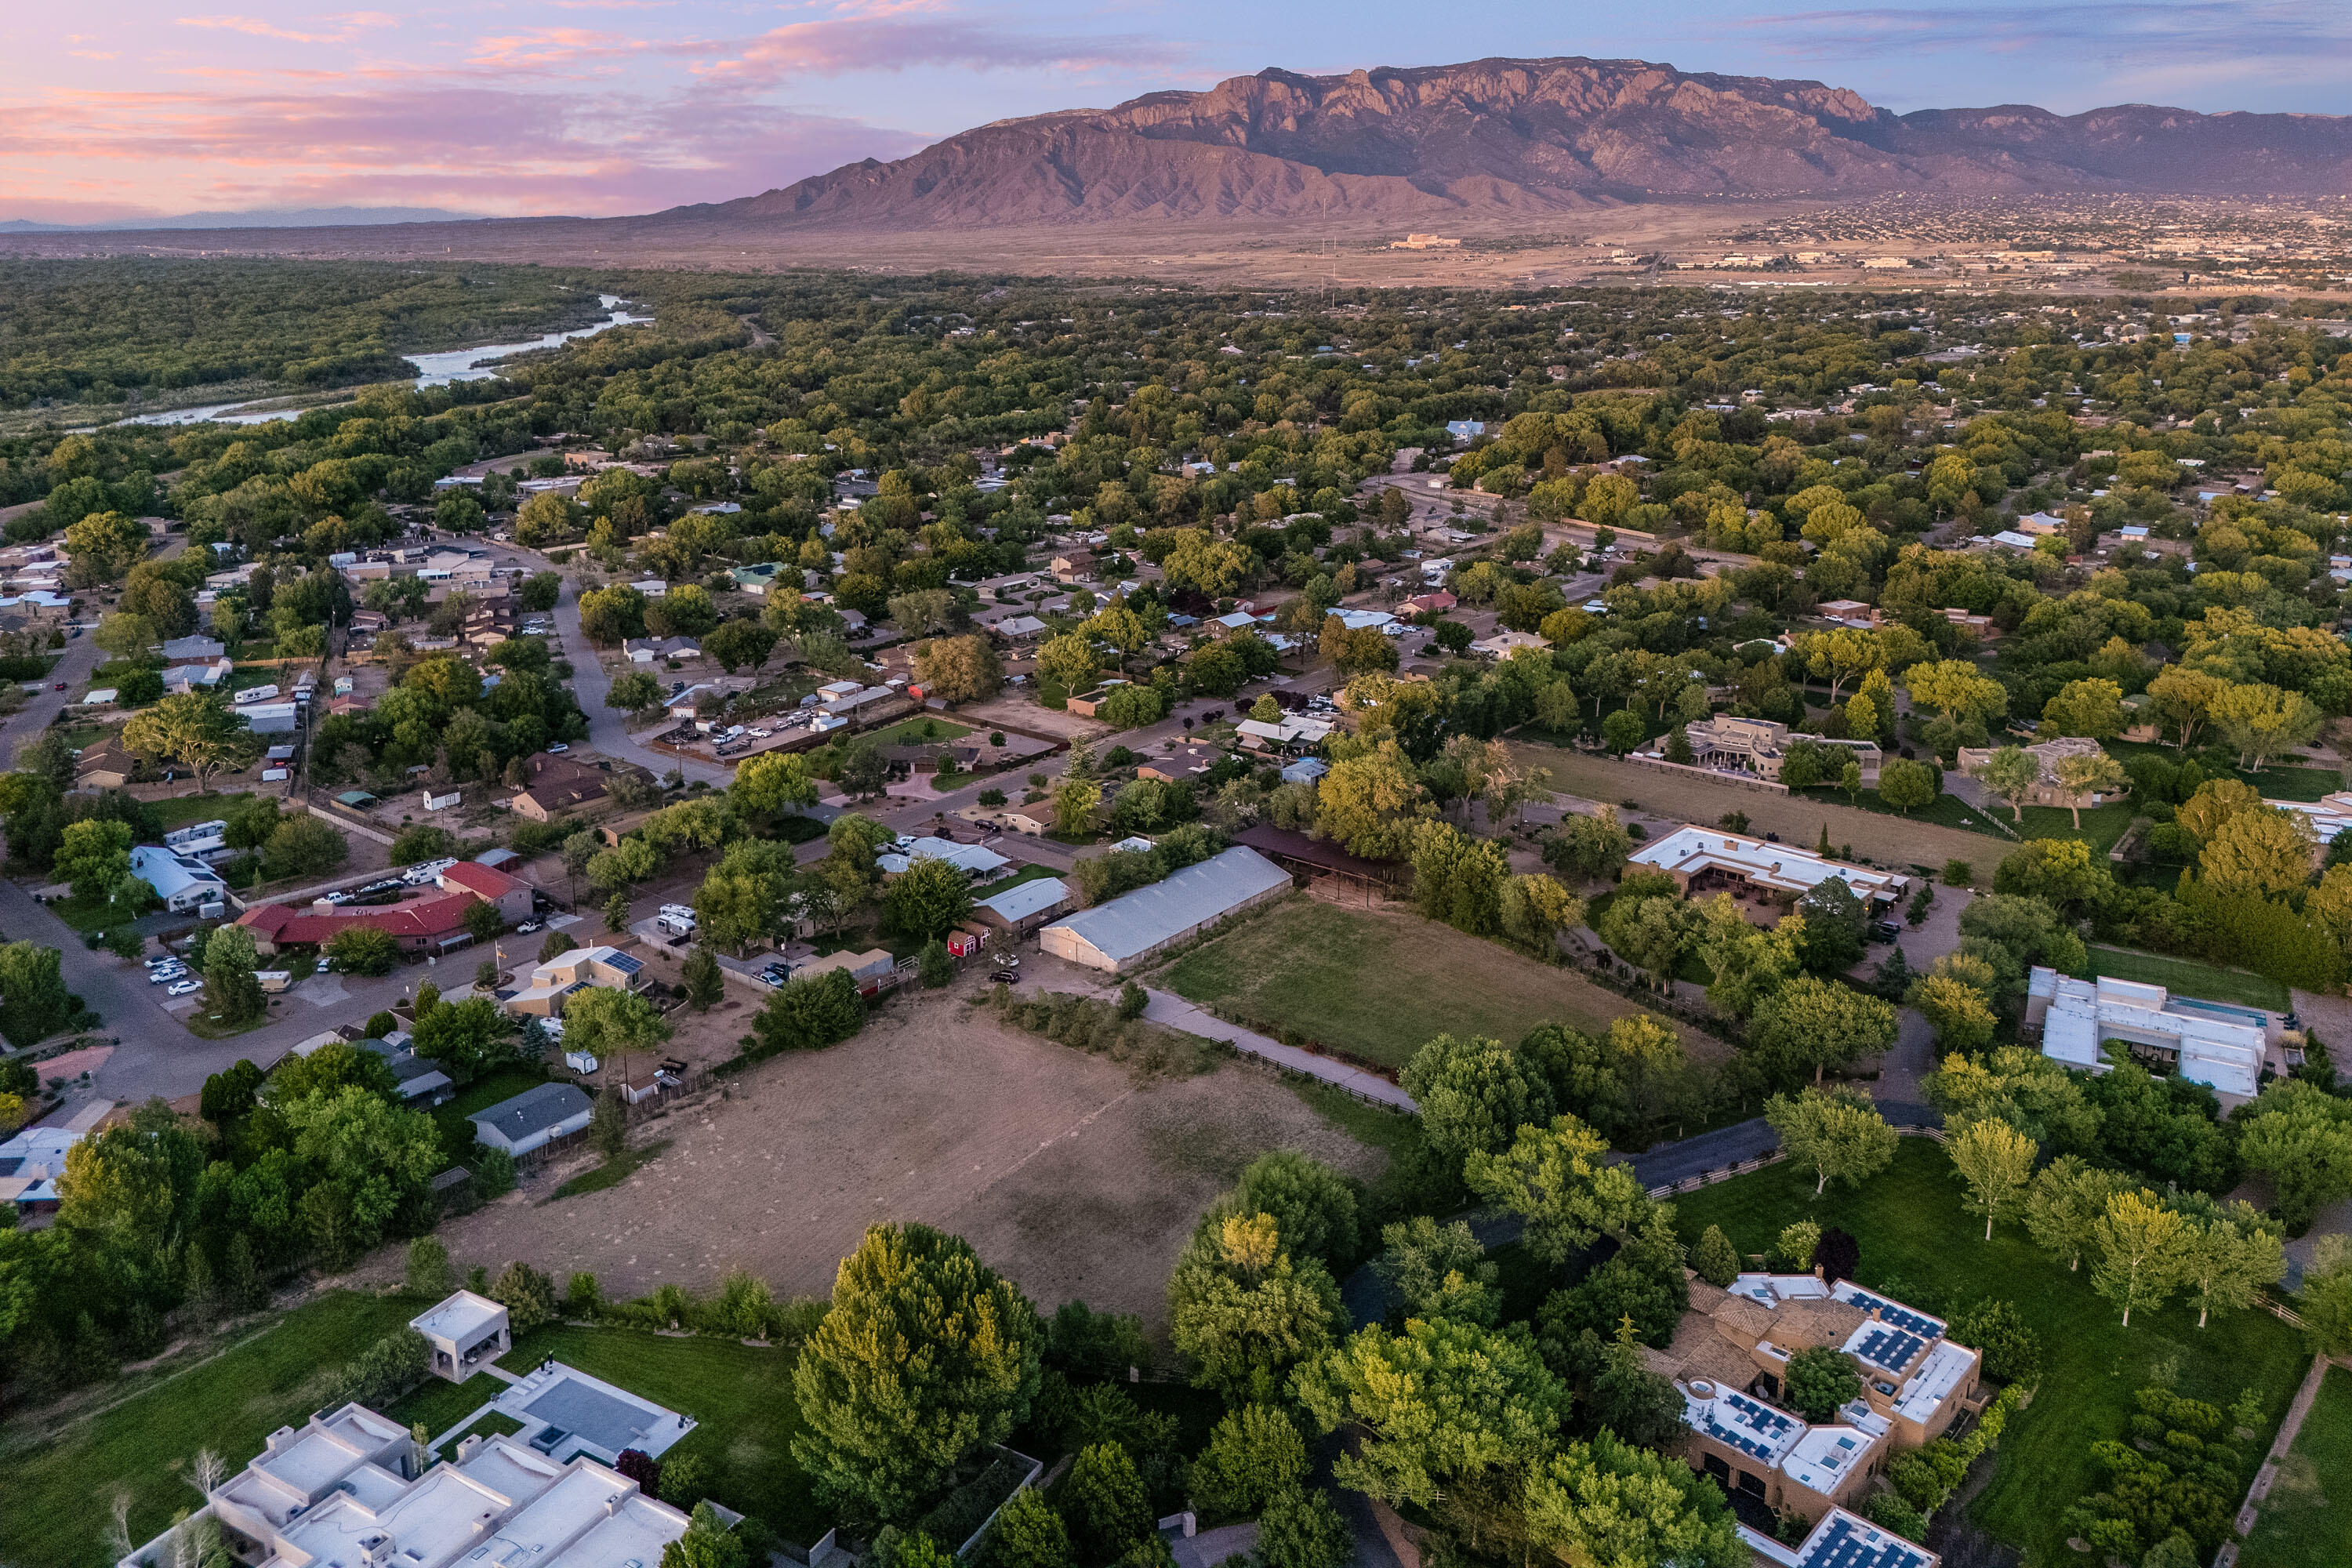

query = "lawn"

[
  {"left": 2011, "top": 800, "right": 2140, "bottom": 858},
  {"left": 1159, "top": 898, "right": 1708, "bottom": 1071},
  {"left": 383, "top": 1370, "right": 506, "bottom": 1442},
  {"left": 1790, "top": 784, "right": 2015, "bottom": 840},
  {"left": 147, "top": 791, "right": 253, "bottom": 831},
  {"left": 0, "top": 1290, "right": 422, "bottom": 1568},
  {"left": 432, "top": 1067, "right": 549, "bottom": 1165},
  {"left": 2083, "top": 945, "right": 2291, "bottom": 1011},
  {"left": 862, "top": 716, "right": 973, "bottom": 749},
  {"left": 499, "top": 1323, "right": 826, "bottom": 1538},
  {"left": 2240, "top": 1365, "right": 2352, "bottom": 1568},
  {"left": 1670, "top": 1140, "right": 2310, "bottom": 1568},
  {"left": 2106, "top": 740, "right": 2341, "bottom": 803}
]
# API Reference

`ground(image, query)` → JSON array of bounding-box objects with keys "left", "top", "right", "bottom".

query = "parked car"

[
  {"left": 546, "top": 742, "right": 569, "bottom": 753},
  {"left": 516, "top": 920, "right": 542, "bottom": 935},
  {"left": 1870, "top": 920, "right": 1903, "bottom": 942},
  {"left": 166, "top": 979, "right": 203, "bottom": 996},
  {"left": 990, "top": 969, "right": 1020, "bottom": 985}
]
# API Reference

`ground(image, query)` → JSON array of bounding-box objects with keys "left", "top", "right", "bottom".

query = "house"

[
  {"left": 287, "top": 1030, "right": 452, "bottom": 1102},
  {"left": 238, "top": 701, "right": 299, "bottom": 735},
  {"left": 879, "top": 839, "right": 1010, "bottom": 879},
  {"left": 130, "top": 844, "right": 230, "bottom": 915},
  {"left": 1677, "top": 715, "right": 1881, "bottom": 786},
  {"left": 1444, "top": 419, "right": 1486, "bottom": 444},
  {"left": 512, "top": 752, "right": 611, "bottom": 822},
  {"left": 1814, "top": 600, "right": 1879, "bottom": 628},
  {"left": 113, "top": 1398, "right": 691, "bottom": 1568},
  {"left": 1234, "top": 715, "right": 1334, "bottom": 756},
  {"left": 993, "top": 615, "right": 1050, "bottom": 643},
  {"left": 74, "top": 737, "right": 135, "bottom": 790},
  {"left": 1952, "top": 735, "right": 2112, "bottom": 808},
  {"left": 2016, "top": 511, "right": 2066, "bottom": 535},
  {"left": 439, "top": 860, "right": 535, "bottom": 924},
  {"left": 1468, "top": 630, "right": 1552, "bottom": 659},
  {"left": 506, "top": 945, "right": 646, "bottom": 1018},
  {"left": 1280, "top": 757, "right": 1330, "bottom": 785},
  {"left": 0, "top": 1125, "right": 82, "bottom": 1216},
  {"left": 1040, "top": 846, "right": 1292, "bottom": 971},
  {"left": 1138, "top": 743, "right": 1224, "bottom": 783},
  {"left": 2275, "top": 789, "right": 2352, "bottom": 846},
  {"left": 1628, "top": 826, "right": 1909, "bottom": 909},
  {"left": 1653, "top": 1272, "right": 1976, "bottom": 1543},
  {"left": 238, "top": 879, "right": 503, "bottom": 957},
  {"left": 623, "top": 637, "right": 701, "bottom": 663},
  {"left": 628, "top": 577, "right": 669, "bottom": 598},
  {"left": 1405, "top": 590, "right": 1457, "bottom": 615},
  {"left": 794, "top": 947, "right": 898, "bottom": 993},
  {"left": 470, "top": 1083, "right": 594, "bottom": 1156},
  {"left": 1939, "top": 607, "right": 1998, "bottom": 638},
  {"left": 974, "top": 876, "right": 1073, "bottom": 933},
  {"left": 1050, "top": 551, "right": 1100, "bottom": 582},
  {"left": 731, "top": 563, "right": 783, "bottom": 596},
  {"left": 2025, "top": 967, "right": 2270, "bottom": 1098},
  {"left": 159, "top": 635, "right": 226, "bottom": 662},
  {"left": 410, "top": 1289, "right": 511, "bottom": 1381},
  {"left": 162, "top": 658, "right": 232, "bottom": 694}
]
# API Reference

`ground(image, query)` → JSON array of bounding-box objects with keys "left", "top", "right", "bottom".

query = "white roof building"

[
  {"left": 879, "top": 839, "right": 1011, "bottom": 878},
  {"left": 130, "top": 843, "right": 230, "bottom": 913},
  {"left": 1469, "top": 630, "right": 1552, "bottom": 658},
  {"left": 116, "top": 1400, "right": 691, "bottom": 1568},
  {"left": 1628, "top": 826, "right": 1908, "bottom": 906},
  {"left": 2273, "top": 789, "right": 2352, "bottom": 844},
  {"left": 975, "top": 876, "right": 1073, "bottom": 928},
  {"left": 1040, "top": 846, "right": 1292, "bottom": 971},
  {"left": 0, "top": 1125, "right": 82, "bottom": 1212},
  {"left": 2024, "top": 966, "right": 2270, "bottom": 1098}
]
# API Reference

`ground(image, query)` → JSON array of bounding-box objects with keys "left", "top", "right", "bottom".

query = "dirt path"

[
  {"left": 420, "top": 990, "right": 1381, "bottom": 1322},
  {"left": 1513, "top": 742, "right": 2009, "bottom": 878}
]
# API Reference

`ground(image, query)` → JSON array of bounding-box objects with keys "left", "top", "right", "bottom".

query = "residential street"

[{"left": 2, "top": 628, "right": 104, "bottom": 765}]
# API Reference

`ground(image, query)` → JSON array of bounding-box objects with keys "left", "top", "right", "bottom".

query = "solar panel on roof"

[{"left": 605, "top": 952, "right": 644, "bottom": 975}]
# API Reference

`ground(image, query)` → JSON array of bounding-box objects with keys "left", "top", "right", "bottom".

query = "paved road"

[
  {"left": 533, "top": 567, "right": 735, "bottom": 787},
  {"left": 3, "top": 629, "right": 105, "bottom": 765}
]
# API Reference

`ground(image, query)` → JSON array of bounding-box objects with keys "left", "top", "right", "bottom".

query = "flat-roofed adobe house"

[
  {"left": 506, "top": 944, "right": 646, "bottom": 1018},
  {"left": 1628, "top": 826, "right": 1908, "bottom": 911},
  {"left": 1650, "top": 1272, "right": 1972, "bottom": 1563},
  {"left": 1678, "top": 714, "right": 1882, "bottom": 786},
  {"left": 2026, "top": 967, "right": 2271, "bottom": 1098}
]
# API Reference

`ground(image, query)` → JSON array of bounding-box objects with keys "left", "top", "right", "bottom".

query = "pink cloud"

[{"left": 176, "top": 12, "right": 397, "bottom": 45}]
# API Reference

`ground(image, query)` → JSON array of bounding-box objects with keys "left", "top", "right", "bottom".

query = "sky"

[{"left": 2, "top": 0, "right": 2345, "bottom": 224}]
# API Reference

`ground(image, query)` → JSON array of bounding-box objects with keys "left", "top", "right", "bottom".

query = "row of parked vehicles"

[{"left": 145, "top": 956, "right": 201, "bottom": 996}]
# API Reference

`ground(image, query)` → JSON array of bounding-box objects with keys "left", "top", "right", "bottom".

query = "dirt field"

[
  {"left": 415, "top": 986, "right": 1381, "bottom": 1323},
  {"left": 1517, "top": 742, "right": 2005, "bottom": 881},
  {"left": 1156, "top": 896, "right": 1722, "bottom": 1069}
]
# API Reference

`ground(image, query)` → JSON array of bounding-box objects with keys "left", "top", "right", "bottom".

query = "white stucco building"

[{"left": 2024, "top": 967, "right": 2271, "bottom": 1098}]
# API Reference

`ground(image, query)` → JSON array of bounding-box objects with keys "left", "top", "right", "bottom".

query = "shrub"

[
  {"left": 749, "top": 967, "right": 865, "bottom": 1058},
  {"left": 490, "top": 1261, "right": 560, "bottom": 1333},
  {"left": 985, "top": 1486, "right": 1068, "bottom": 1568},
  {"left": 365, "top": 1010, "right": 399, "bottom": 1037},
  {"left": 1948, "top": 1298, "right": 2042, "bottom": 1384},
  {"left": 1693, "top": 1225, "right": 1740, "bottom": 1287},
  {"left": 405, "top": 1237, "right": 453, "bottom": 1298},
  {"left": 1187, "top": 1404, "right": 1308, "bottom": 1517},
  {"left": 327, "top": 1328, "right": 430, "bottom": 1408},
  {"left": 1864, "top": 1491, "right": 1929, "bottom": 1544},
  {"left": 1944, "top": 859, "right": 1972, "bottom": 887}
]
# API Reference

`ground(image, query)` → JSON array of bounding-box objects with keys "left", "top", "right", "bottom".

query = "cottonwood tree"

[
  {"left": 2053, "top": 750, "right": 2129, "bottom": 829},
  {"left": 1520, "top": 1433, "right": 1741, "bottom": 1568},
  {"left": 790, "top": 1223, "right": 1043, "bottom": 1523},
  {"left": 1766, "top": 1087, "right": 1896, "bottom": 1196},
  {"left": 1969, "top": 746, "right": 2042, "bottom": 824},
  {"left": 2091, "top": 1189, "right": 2188, "bottom": 1327},
  {"left": 123, "top": 695, "right": 262, "bottom": 794},
  {"left": 1187, "top": 1405, "right": 1309, "bottom": 1517},
  {"left": 561, "top": 986, "right": 671, "bottom": 1091},
  {"left": 2176, "top": 1203, "right": 2285, "bottom": 1329},
  {"left": 1750, "top": 976, "right": 1898, "bottom": 1085},
  {"left": 1462, "top": 1113, "right": 1650, "bottom": 1264},
  {"left": 1400, "top": 1034, "right": 1554, "bottom": 1167},
  {"left": 1372, "top": 1216, "right": 1500, "bottom": 1327},
  {"left": 2024, "top": 1155, "right": 2130, "bottom": 1270},
  {"left": 1949, "top": 1117, "right": 2037, "bottom": 1240},
  {"left": 1294, "top": 1316, "right": 1568, "bottom": 1552},
  {"left": 1167, "top": 1212, "right": 1343, "bottom": 1403}
]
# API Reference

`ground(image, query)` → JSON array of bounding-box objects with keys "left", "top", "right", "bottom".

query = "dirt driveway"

[{"left": 422, "top": 987, "right": 1381, "bottom": 1323}]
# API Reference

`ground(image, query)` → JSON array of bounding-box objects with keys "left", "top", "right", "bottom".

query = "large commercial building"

[
  {"left": 1628, "top": 826, "right": 1909, "bottom": 909},
  {"left": 2024, "top": 967, "right": 2271, "bottom": 1098},
  {"left": 1040, "top": 846, "right": 1292, "bottom": 972}
]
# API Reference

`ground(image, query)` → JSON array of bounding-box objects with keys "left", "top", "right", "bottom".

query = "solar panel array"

[
  {"left": 1855, "top": 1327, "right": 1926, "bottom": 1370},
  {"left": 1842, "top": 1288, "right": 1943, "bottom": 1338},
  {"left": 1801, "top": 1513, "right": 1931, "bottom": 1568},
  {"left": 1704, "top": 1391, "right": 1797, "bottom": 1460},
  {"left": 606, "top": 952, "right": 645, "bottom": 976}
]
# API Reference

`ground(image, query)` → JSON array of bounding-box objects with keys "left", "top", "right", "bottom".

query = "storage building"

[{"left": 1039, "top": 846, "right": 1290, "bottom": 972}]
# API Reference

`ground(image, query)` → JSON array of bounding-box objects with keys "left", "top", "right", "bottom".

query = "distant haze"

[{"left": 0, "top": 207, "right": 498, "bottom": 234}]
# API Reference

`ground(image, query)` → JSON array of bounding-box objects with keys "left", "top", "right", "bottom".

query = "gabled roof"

[{"left": 472, "top": 1082, "right": 592, "bottom": 1142}]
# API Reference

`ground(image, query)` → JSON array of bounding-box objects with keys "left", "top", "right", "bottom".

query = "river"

[{"left": 107, "top": 293, "right": 652, "bottom": 426}]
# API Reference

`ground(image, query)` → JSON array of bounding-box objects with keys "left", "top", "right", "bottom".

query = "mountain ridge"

[{"left": 656, "top": 56, "right": 2352, "bottom": 230}]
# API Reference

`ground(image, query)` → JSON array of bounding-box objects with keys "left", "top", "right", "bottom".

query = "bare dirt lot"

[{"left": 419, "top": 986, "right": 1381, "bottom": 1323}]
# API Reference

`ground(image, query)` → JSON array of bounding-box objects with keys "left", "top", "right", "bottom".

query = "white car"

[
  {"left": 166, "top": 979, "right": 202, "bottom": 996},
  {"left": 516, "top": 920, "right": 542, "bottom": 935},
  {"left": 547, "top": 742, "right": 569, "bottom": 753},
  {"left": 148, "top": 967, "right": 187, "bottom": 985},
  {"left": 659, "top": 904, "right": 697, "bottom": 922}
]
